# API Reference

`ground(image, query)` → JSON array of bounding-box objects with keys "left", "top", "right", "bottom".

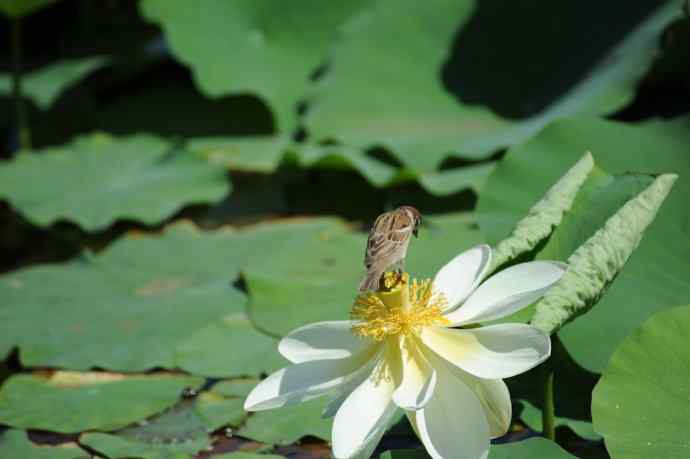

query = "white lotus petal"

[
  {"left": 322, "top": 352, "right": 381, "bottom": 419},
  {"left": 245, "top": 356, "right": 366, "bottom": 411},
  {"left": 411, "top": 355, "right": 490, "bottom": 459},
  {"left": 441, "top": 359, "right": 511, "bottom": 438},
  {"left": 433, "top": 245, "right": 492, "bottom": 311},
  {"left": 444, "top": 261, "right": 566, "bottom": 326},
  {"left": 349, "top": 401, "right": 398, "bottom": 459},
  {"left": 392, "top": 337, "right": 436, "bottom": 410},
  {"left": 279, "top": 320, "right": 372, "bottom": 363},
  {"left": 332, "top": 359, "right": 398, "bottom": 459},
  {"left": 421, "top": 324, "right": 550, "bottom": 379}
]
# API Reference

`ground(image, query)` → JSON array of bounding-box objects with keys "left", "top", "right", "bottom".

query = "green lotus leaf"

[
  {"left": 381, "top": 438, "right": 575, "bottom": 458},
  {"left": 477, "top": 116, "right": 690, "bottom": 372},
  {"left": 190, "top": 135, "right": 495, "bottom": 194},
  {"left": 592, "top": 305, "right": 690, "bottom": 459},
  {"left": 80, "top": 389, "right": 248, "bottom": 459},
  {"left": 80, "top": 432, "right": 199, "bottom": 459},
  {"left": 0, "top": 429, "right": 89, "bottom": 459},
  {"left": 0, "top": 133, "right": 230, "bottom": 230},
  {"left": 244, "top": 230, "right": 364, "bottom": 337},
  {"left": 175, "top": 311, "right": 286, "bottom": 378},
  {"left": 140, "top": 0, "right": 371, "bottom": 131},
  {"left": 190, "top": 137, "right": 400, "bottom": 188},
  {"left": 238, "top": 397, "right": 331, "bottom": 445},
  {"left": 210, "top": 453, "right": 285, "bottom": 459},
  {"left": 417, "top": 162, "right": 496, "bottom": 197},
  {"left": 210, "top": 379, "right": 260, "bottom": 398},
  {"left": 194, "top": 391, "right": 246, "bottom": 432},
  {"left": 0, "top": 222, "right": 244, "bottom": 370},
  {"left": 189, "top": 136, "right": 290, "bottom": 173},
  {"left": 0, "top": 217, "right": 361, "bottom": 373},
  {"left": 306, "top": 0, "right": 680, "bottom": 175},
  {"left": 0, "top": 371, "right": 203, "bottom": 433},
  {"left": 80, "top": 385, "right": 254, "bottom": 459},
  {"left": 489, "top": 438, "right": 577, "bottom": 458},
  {"left": 294, "top": 144, "right": 399, "bottom": 188}
]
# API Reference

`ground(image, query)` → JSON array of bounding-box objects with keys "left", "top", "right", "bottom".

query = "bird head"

[{"left": 399, "top": 205, "right": 422, "bottom": 237}]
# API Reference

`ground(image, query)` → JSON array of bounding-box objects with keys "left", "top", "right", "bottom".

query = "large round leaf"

[
  {"left": 244, "top": 229, "right": 364, "bottom": 336},
  {"left": 0, "top": 371, "right": 203, "bottom": 433},
  {"left": 0, "top": 133, "right": 230, "bottom": 230},
  {"left": 592, "top": 305, "right": 690, "bottom": 459},
  {"left": 490, "top": 438, "right": 576, "bottom": 458},
  {"left": 476, "top": 116, "right": 690, "bottom": 372},
  {"left": 0, "top": 223, "right": 244, "bottom": 370},
  {"left": 140, "top": 0, "right": 371, "bottom": 131},
  {"left": 81, "top": 385, "right": 249, "bottom": 459},
  {"left": 175, "top": 310, "right": 286, "bottom": 378},
  {"left": 238, "top": 398, "right": 331, "bottom": 445},
  {"left": 80, "top": 433, "right": 198, "bottom": 459},
  {"left": 306, "top": 0, "right": 680, "bottom": 176},
  {"left": 0, "top": 217, "right": 356, "bottom": 373}
]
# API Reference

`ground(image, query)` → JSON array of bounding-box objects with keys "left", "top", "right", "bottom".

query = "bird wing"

[{"left": 364, "top": 211, "right": 413, "bottom": 269}]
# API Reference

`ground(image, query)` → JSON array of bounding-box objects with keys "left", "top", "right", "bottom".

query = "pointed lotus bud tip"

[{"left": 659, "top": 173, "right": 678, "bottom": 185}]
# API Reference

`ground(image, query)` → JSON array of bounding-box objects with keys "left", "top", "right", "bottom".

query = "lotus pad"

[
  {"left": 0, "top": 132, "right": 230, "bottom": 230},
  {"left": 0, "top": 371, "right": 203, "bottom": 433},
  {"left": 306, "top": 0, "right": 679, "bottom": 174},
  {"left": 0, "top": 429, "right": 89, "bottom": 459},
  {"left": 592, "top": 305, "right": 690, "bottom": 459}
]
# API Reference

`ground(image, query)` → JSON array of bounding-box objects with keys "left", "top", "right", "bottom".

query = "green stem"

[
  {"left": 542, "top": 368, "right": 556, "bottom": 440},
  {"left": 11, "top": 16, "right": 31, "bottom": 150}
]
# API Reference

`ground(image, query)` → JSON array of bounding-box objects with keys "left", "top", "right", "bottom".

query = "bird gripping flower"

[{"left": 360, "top": 206, "right": 422, "bottom": 292}]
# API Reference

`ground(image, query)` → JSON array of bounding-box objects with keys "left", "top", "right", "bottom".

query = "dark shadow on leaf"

[
  {"left": 613, "top": 17, "right": 690, "bottom": 121},
  {"left": 366, "top": 147, "right": 404, "bottom": 169},
  {"left": 442, "top": 0, "right": 666, "bottom": 118}
]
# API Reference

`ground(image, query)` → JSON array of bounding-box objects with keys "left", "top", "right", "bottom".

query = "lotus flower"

[{"left": 245, "top": 245, "right": 566, "bottom": 459}]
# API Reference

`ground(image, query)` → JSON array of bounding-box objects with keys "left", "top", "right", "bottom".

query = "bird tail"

[{"left": 359, "top": 270, "right": 383, "bottom": 292}]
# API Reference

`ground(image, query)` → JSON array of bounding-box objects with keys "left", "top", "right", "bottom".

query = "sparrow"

[{"left": 359, "top": 205, "right": 422, "bottom": 292}]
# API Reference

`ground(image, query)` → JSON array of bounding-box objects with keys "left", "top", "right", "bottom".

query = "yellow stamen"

[{"left": 351, "top": 272, "right": 449, "bottom": 341}]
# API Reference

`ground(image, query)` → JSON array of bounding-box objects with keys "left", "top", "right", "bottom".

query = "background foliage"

[{"left": 0, "top": 1, "right": 688, "bottom": 458}]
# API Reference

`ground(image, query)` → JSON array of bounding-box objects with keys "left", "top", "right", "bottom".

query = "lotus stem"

[
  {"left": 11, "top": 16, "right": 31, "bottom": 150},
  {"left": 542, "top": 368, "right": 556, "bottom": 440}
]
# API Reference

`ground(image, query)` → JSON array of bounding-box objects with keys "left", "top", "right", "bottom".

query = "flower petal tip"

[{"left": 551, "top": 260, "right": 569, "bottom": 272}]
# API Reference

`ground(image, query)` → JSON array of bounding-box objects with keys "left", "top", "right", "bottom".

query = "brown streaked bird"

[{"left": 359, "top": 205, "right": 422, "bottom": 292}]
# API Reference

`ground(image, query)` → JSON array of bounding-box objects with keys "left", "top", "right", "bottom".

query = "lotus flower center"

[{"left": 351, "top": 272, "right": 449, "bottom": 341}]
